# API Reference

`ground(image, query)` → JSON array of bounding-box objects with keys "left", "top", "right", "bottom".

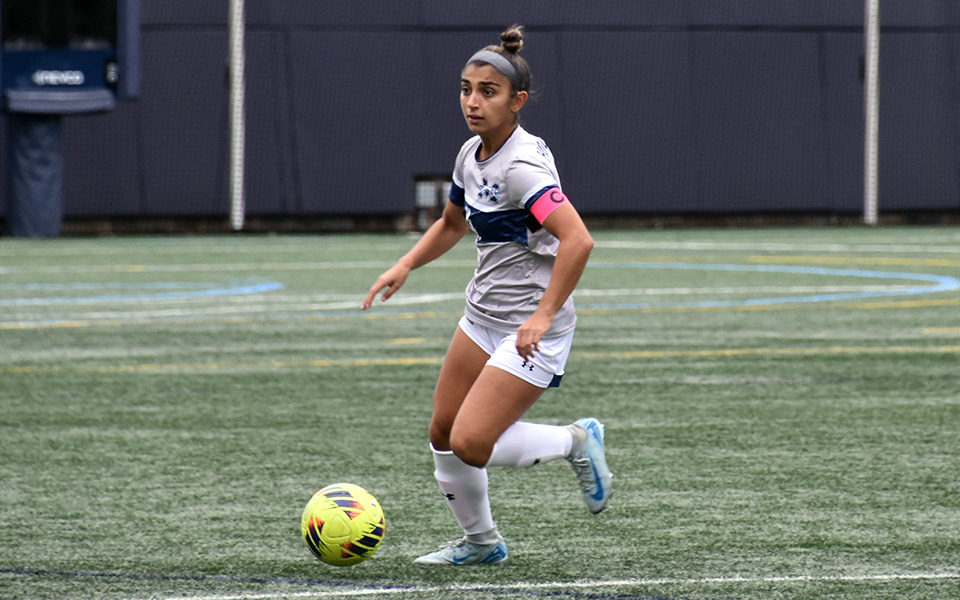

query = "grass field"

[{"left": 1, "top": 226, "right": 959, "bottom": 600}]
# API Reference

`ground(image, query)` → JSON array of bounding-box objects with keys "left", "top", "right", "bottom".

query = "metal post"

[
  {"left": 863, "top": 0, "right": 880, "bottom": 225},
  {"left": 228, "top": 0, "right": 247, "bottom": 231}
]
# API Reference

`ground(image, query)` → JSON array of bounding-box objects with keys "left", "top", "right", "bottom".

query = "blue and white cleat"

[
  {"left": 413, "top": 536, "right": 508, "bottom": 566},
  {"left": 567, "top": 417, "right": 613, "bottom": 514}
]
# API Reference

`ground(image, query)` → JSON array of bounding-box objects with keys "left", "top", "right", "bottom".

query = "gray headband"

[{"left": 466, "top": 49, "right": 523, "bottom": 90}]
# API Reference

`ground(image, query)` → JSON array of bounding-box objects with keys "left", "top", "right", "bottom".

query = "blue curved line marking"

[
  {"left": 582, "top": 263, "right": 960, "bottom": 310},
  {"left": 0, "top": 281, "right": 284, "bottom": 306}
]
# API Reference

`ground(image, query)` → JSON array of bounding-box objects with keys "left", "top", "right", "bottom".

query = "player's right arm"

[{"left": 362, "top": 200, "right": 469, "bottom": 310}]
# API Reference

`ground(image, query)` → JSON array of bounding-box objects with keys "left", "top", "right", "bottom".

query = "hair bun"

[{"left": 500, "top": 25, "right": 524, "bottom": 54}]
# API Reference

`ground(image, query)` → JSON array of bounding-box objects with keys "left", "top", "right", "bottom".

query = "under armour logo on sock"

[{"left": 444, "top": 493, "right": 456, "bottom": 501}]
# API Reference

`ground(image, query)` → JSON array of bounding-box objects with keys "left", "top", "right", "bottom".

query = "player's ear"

[{"left": 511, "top": 90, "right": 528, "bottom": 114}]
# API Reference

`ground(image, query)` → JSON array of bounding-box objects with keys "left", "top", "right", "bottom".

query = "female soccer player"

[{"left": 362, "top": 25, "right": 612, "bottom": 565}]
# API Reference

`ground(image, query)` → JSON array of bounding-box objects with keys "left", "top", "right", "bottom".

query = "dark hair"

[{"left": 477, "top": 25, "right": 532, "bottom": 93}]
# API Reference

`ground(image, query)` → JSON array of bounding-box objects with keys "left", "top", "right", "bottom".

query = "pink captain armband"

[{"left": 529, "top": 188, "right": 570, "bottom": 224}]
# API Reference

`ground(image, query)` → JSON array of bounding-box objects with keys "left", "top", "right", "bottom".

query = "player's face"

[{"left": 460, "top": 64, "right": 527, "bottom": 141}]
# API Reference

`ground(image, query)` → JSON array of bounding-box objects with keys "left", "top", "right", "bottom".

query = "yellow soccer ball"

[{"left": 300, "top": 483, "right": 385, "bottom": 566}]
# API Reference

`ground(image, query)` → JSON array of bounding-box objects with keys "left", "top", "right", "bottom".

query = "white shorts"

[{"left": 458, "top": 315, "right": 574, "bottom": 389}]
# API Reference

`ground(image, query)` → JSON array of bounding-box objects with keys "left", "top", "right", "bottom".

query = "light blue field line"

[
  {"left": 2, "top": 263, "right": 957, "bottom": 314},
  {"left": 580, "top": 263, "right": 960, "bottom": 310},
  {"left": 0, "top": 281, "right": 285, "bottom": 306}
]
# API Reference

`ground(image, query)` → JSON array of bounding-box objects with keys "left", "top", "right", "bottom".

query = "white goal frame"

[{"left": 225, "top": 2, "right": 884, "bottom": 229}]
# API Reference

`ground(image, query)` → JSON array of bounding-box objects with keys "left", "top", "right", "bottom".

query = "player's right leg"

[
  {"left": 427, "top": 324, "right": 489, "bottom": 453},
  {"left": 417, "top": 323, "right": 506, "bottom": 565}
]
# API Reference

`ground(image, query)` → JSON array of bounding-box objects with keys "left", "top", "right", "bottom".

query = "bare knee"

[
  {"left": 449, "top": 430, "right": 494, "bottom": 468},
  {"left": 430, "top": 423, "right": 491, "bottom": 467},
  {"left": 428, "top": 423, "right": 450, "bottom": 452}
]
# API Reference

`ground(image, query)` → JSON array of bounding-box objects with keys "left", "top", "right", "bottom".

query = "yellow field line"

[
  {"left": 0, "top": 311, "right": 464, "bottom": 330},
  {"left": 578, "top": 345, "right": 960, "bottom": 360},
  {"left": 923, "top": 327, "right": 960, "bottom": 334},
  {"left": 3, "top": 356, "right": 444, "bottom": 375},
  {"left": 0, "top": 321, "right": 93, "bottom": 330},
  {"left": 842, "top": 298, "right": 960, "bottom": 309},
  {"left": 579, "top": 295, "right": 960, "bottom": 315}
]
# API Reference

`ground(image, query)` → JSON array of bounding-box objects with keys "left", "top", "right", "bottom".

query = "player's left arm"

[{"left": 515, "top": 191, "right": 593, "bottom": 360}]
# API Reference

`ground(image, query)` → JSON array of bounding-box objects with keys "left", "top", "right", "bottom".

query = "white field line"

[
  {"left": 593, "top": 240, "right": 960, "bottom": 254},
  {"left": 0, "top": 261, "right": 475, "bottom": 274},
  {"left": 0, "top": 240, "right": 426, "bottom": 257},
  {"left": 0, "top": 293, "right": 462, "bottom": 313},
  {"left": 4, "top": 238, "right": 959, "bottom": 258},
  {"left": 3, "top": 286, "right": 916, "bottom": 313},
  {"left": 134, "top": 571, "right": 960, "bottom": 600},
  {"left": 0, "top": 293, "right": 466, "bottom": 325},
  {"left": 0, "top": 286, "right": 917, "bottom": 326},
  {"left": 163, "top": 285, "right": 918, "bottom": 301},
  {"left": 8, "top": 238, "right": 960, "bottom": 276}
]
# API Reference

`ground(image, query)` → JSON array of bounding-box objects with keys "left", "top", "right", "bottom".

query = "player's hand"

[
  {"left": 362, "top": 264, "right": 411, "bottom": 310},
  {"left": 516, "top": 312, "right": 552, "bottom": 361}
]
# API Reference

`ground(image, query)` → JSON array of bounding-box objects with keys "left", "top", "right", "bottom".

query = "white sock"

[
  {"left": 485, "top": 422, "right": 574, "bottom": 468},
  {"left": 567, "top": 422, "right": 587, "bottom": 457},
  {"left": 431, "top": 446, "right": 498, "bottom": 539}
]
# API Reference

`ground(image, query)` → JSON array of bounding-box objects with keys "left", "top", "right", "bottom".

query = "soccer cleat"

[
  {"left": 413, "top": 536, "right": 508, "bottom": 566},
  {"left": 567, "top": 417, "right": 613, "bottom": 514}
]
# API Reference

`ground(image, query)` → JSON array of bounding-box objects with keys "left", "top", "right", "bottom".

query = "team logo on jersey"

[
  {"left": 536, "top": 140, "right": 550, "bottom": 158},
  {"left": 477, "top": 178, "right": 503, "bottom": 203}
]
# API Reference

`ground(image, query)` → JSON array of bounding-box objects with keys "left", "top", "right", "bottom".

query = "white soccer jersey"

[{"left": 449, "top": 126, "right": 577, "bottom": 336}]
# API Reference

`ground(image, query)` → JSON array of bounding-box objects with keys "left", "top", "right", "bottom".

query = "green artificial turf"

[{"left": 1, "top": 227, "right": 958, "bottom": 599}]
